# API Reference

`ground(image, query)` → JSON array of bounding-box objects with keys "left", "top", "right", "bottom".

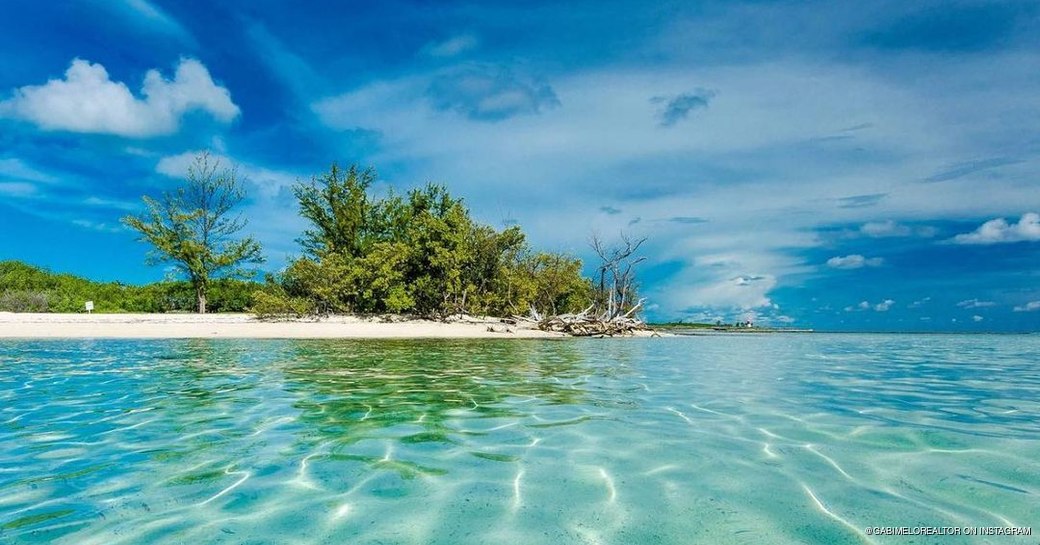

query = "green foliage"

[
  {"left": 0, "top": 260, "right": 262, "bottom": 313},
  {"left": 274, "top": 164, "right": 594, "bottom": 317},
  {"left": 122, "top": 153, "right": 264, "bottom": 313},
  {"left": 250, "top": 291, "right": 315, "bottom": 320},
  {"left": 0, "top": 290, "right": 50, "bottom": 312}
]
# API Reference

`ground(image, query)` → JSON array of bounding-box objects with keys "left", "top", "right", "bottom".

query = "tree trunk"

[{"left": 196, "top": 283, "right": 207, "bottom": 314}]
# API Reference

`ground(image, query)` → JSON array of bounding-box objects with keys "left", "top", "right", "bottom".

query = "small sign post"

[{"left": 85, "top": 301, "right": 94, "bottom": 314}]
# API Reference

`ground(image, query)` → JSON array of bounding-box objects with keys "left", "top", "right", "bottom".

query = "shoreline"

[{"left": 0, "top": 313, "right": 567, "bottom": 339}]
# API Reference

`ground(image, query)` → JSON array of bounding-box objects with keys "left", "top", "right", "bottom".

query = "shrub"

[{"left": 0, "top": 290, "right": 50, "bottom": 312}]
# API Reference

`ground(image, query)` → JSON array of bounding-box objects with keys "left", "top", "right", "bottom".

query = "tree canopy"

[{"left": 254, "top": 164, "right": 595, "bottom": 318}]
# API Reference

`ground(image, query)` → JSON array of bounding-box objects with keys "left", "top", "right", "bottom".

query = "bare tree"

[{"left": 590, "top": 232, "right": 647, "bottom": 320}]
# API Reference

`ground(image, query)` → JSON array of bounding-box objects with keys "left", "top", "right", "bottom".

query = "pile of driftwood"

[{"left": 511, "top": 302, "right": 651, "bottom": 337}]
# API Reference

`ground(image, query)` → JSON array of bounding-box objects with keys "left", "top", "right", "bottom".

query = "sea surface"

[{"left": 0, "top": 335, "right": 1037, "bottom": 544}]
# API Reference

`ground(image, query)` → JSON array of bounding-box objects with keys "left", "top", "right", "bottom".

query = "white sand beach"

[{"left": 0, "top": 313, "right": 564, "bottom": 339}]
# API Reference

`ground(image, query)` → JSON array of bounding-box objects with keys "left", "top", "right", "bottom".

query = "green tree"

[
  {"left": 293, "top": 164, "right": 379, "bottom": 257},
  {"left": 122, "top": 153, "right": 264, "bottom": 313}
]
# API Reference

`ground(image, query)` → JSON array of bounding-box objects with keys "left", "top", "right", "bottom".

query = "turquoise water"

[{"left": 1, "top": 335, "right": 1037, "bottom": 544}]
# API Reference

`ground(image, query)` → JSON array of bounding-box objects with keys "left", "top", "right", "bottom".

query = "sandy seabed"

[{"left": 0, "top": 313, "right": 563, "bottom": 339}]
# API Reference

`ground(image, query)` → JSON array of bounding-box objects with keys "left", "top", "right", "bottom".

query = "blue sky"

[{"left": 1, "top": 0, "right": 1038, "bottom": 331}]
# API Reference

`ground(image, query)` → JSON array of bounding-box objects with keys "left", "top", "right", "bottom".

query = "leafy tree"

[
  {"left": 293, "top": 164, "right": 379, "bottom": 257},
  {"left": 122, "top": 153, "right": 264, "bottom": 313}
]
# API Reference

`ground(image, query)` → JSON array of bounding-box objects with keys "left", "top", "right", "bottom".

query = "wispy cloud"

[
  {"left": 423, "top": 34, "right": 479, "bottom": 58},
  {"left": 0, "top": 182, "right": 38, "bottom": 197},
  {"left": 956, "top": 298, "right": 995, "bottom": 309},
  {"left": 0, "top": 58, "right": 239, "bottom": 137},
  {"left": 952, "top": 212, "right": 1040, "bottom": 245},
  {"left": 838, "top": 193, "right": 886, "bottom": 209},
  {"left": 921, "top": 157, "right": 1021, "bottom": 183},
  {"left": 600, "top": 205, "right": 622, "bottom": 215},
  {"left": 0, "top": 158, "right": 56, "bottom": 184},
  {"left": 908, "top": 297, "right": 931, "bottom": 308},
  {"left": 668, "top": 216, "right": 708, "bottom": 225}
]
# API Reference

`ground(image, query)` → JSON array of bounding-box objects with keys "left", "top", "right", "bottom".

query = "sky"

[{"left": 0, "top": 0, "right": 1038, "bottom": 331}]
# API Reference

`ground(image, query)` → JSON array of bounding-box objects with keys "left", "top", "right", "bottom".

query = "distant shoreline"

[{"left": 0, "top": 313, "right": 566, "bottom": 339}]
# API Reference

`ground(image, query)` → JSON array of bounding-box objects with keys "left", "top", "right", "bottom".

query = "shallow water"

[{"left": 0, "top": 335, "right": 1037, "bottom": 544}]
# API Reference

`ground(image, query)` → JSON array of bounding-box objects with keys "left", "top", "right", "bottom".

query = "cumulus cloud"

[
  {"left": 956, "top": 298, "right": 995, "bottom": 309},
  {"left": 972, "top": 315, "right": 984, "bottom": 322},
  {"left": 423, "top": 34, "right": 479, "bottom": 58},
  {"left": 0, "top": 58, "right": 239, "bottom": 137},
  {"left": 426, "top": 65, "right": 559, "bottom": 121},
  {"left": 652, "top": 88, "right": 716, "bottom": 127},
  {"left": 1013, "top": 301, "right": 1040, "bottom": 312},
  {"left": 952, "top": 212, "right": 1040, "bottom": 244},
  {"left": 826, "top": 254, "right": 884, "bottom": 269},
  {"left": 874, "top": 299, "right": 895, "bottom": 311}
]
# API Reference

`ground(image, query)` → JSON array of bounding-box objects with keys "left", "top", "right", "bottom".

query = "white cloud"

[
  {"left": 972, "top": 315, "right": 984, "bottom": 322},
  {"left": 72, "top": 219, "right": 123, "bottom": 233},
  {"left": 952, "top": 213, "right": 1040, "bottom": 245},
  {"left": 0, "top": 158, "right": 56, "bottom": 184},
  {"left": 860, "top": 220, "right": 911, "bottom": 237},
  {"left": 956, "top": 298, "right": 995, "bottom": 309},
  {"left": 0, "top": 58, "right": 239, "bottom": 137},
  {"left": 156, "top": 150, "right": 299, "bottom": 199},
  {"left": 908, "top": 297, "right": 931, "bottom": 308},
  {"left": 844, "top": 301, "right": 871, "bottom": 312},
  {"left": 1013, "top": 301, "right": 1040, "bottom": 312},
  {"left": 844, "top": 299, "right": 894, "bottom": 312},
  {"left": 858, "top": 219, "right": 938, "bottom": 239},
  {"left": 826, "top": 254, "right": 883, "bottom": 269},
  {"left": 423, "top": 34, "right": 479, "bottom": 58}
]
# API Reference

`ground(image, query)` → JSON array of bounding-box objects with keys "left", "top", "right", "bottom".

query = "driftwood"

[{"left": 514, "top": 299, "right": 651, "bottom": 337}]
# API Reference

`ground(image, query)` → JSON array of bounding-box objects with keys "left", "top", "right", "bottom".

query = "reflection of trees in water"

[
  {"left": 280, "top": 340, "right": 592, "bottom": 450},
  {"left": 138, "top": 339, "right": 271, "bottom": 463},
  {"left": 128, "top": 338, "right": 646, "bottom": 478}
]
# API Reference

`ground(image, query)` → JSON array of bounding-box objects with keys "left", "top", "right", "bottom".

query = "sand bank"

[{"left": 0, "top": 313, "right": 564, "bottom": 339}]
